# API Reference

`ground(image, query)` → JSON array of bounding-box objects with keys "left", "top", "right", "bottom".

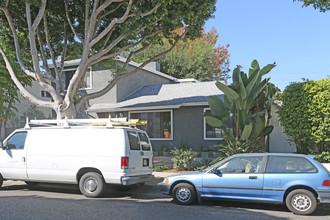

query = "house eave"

[{"left": 86, "top": 101, "right": 210, "bottom": 113}]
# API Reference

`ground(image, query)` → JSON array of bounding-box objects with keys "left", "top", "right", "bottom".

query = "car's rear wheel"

[
  {"left": 285, "top": 189, "right": 317, "bottom": 215},
  {"left": 172, "top": 183, "right": 196, "bottom": 205},
  {"left": 79, "top": 172, "right": 105, "bottom": 198},
  {"left": 0, "top": 175, "right": 3, "bottom": 187}
]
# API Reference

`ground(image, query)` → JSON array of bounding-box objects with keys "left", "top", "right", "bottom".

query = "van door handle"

[
  {"left": 140, "top": 151, "right": 144, "bottom": 155},
  {"left": 249, "top": 176, "right": 257, "bottom": 179},
  {"left": 22, "top": 157, "right": 26, "bottom": 162}
]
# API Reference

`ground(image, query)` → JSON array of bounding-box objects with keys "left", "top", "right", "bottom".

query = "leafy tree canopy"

[{"left": 133, "top": 27, "right": 230, "bottom": 81}]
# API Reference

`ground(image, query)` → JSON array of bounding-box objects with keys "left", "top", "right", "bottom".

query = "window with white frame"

[
  {"left": 64, "top": 68, "right": 92, "bottom": 90},
  {"left": 129, "top": 110, "right": 172, "bottom": 140},
  {"left": 204, "top": 108, "right": 226, "bottom": 140}
]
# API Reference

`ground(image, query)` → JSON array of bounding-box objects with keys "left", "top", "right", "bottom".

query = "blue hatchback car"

[{"left": 158, "top": 153, "right": 330, "bottom": 215}]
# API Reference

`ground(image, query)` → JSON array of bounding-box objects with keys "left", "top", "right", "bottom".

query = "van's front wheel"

[{"left": 79, "top": 172, "right": 105, "bottom": 198}]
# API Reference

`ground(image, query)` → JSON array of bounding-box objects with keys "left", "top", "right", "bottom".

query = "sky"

[{"left": 204, "top": 0, "right": 330, "bottom": 90}]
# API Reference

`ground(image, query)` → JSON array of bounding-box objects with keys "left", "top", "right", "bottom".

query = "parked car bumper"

[
  {"left": 121, "top": 174, "right": 154, "bottom": 185},
  {"left": 317, "top": 190, "right": 330, "bottom": 203},
  {"left": 158, "top": 182, "right": 171, "bottom": 195}
]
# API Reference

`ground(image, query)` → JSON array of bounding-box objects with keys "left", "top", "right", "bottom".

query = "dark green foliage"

[
  {"left": 293, "top": 0, "right": 330, "bottom": 12},
  {"left": 153, "top": 165, "right": 169, "bottom": 172},
  {"left": 315, "top": 152, "right": 330, "bottom": 163},
  {"left": 279, "top": 78, "right": 330, "bottom": 154},
  {"left": 205, "top": 60, "right": 277, "bottom": 158}
]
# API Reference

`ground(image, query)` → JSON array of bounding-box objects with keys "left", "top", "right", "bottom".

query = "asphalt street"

[{"left": 0, "top": 176, "right": 329, "bottom": 220}]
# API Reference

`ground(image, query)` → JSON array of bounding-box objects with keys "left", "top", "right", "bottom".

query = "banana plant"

[{"left": 204, "top": 60, "right": 276, "bottom": 159}]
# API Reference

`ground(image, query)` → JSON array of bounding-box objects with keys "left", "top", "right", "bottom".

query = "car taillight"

[
  {"left": 121, "top": 157, "right": 129, "bottom": 169},
  {"left": 323, "top": 180, "right": 330, "bottom": 186}
]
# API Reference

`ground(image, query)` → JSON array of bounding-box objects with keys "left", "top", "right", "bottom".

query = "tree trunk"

[{"left": 55, "top": 102, "right": 77, "bottom": 119}]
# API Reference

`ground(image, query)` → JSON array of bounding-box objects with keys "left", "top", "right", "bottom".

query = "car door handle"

[
  {"left": 249, "top": 176, "right": 257, "bottom": 179},
  {"left": 140, "top": 151, "right": 144, "bottom": 155}
]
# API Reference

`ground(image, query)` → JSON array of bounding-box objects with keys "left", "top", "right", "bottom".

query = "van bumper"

[{"left": 121, "top": 174, "right": 154, "bottom": 185}]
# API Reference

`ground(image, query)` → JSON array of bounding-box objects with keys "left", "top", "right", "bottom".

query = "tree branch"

[
  {"left": 90, "top": 0, "right": 133, "bottom": 47},
  {"left": 89, "top": 28, "right": 162, "bottom": 66},
  {"left": 0, "top": 45, "right": 55, "bottom": 109},
  {"left": 31, "top": 0, "right": 47, "bottom": 32},
  {"left": 65, "top": 0, "right": 83, "bottom": 42},
  {"left": 0, "top": 7, "right": 36, "bottom": 78}
]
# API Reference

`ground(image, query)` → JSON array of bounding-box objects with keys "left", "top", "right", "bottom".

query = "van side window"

[
  {"left": 6, "top": 132, "right": 27, "bottom": 150},
  {"left": 139, "top": 133, "right": 150, "bottom": 151},
  {"left": 127, "top": 131, "right": 140, "bottom": 150}
]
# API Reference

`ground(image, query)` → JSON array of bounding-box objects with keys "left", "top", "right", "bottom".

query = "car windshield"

[{"left": 201, "top": 158, "right": 226, "bottom": 173}]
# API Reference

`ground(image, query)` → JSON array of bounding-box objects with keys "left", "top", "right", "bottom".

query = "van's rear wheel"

[{"left": 79, "top": 172, "right": 105, "bottom": 198}]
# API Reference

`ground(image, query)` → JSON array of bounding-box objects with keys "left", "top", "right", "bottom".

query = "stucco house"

[{"left": 52, "top": 57, "right": 225, "bottom": 150}]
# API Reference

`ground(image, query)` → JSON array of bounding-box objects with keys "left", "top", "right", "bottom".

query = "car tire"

[
  {"left": 79, "top": 172, "right": 105, "bottom": 198},
  {"left": 0, "top": 174, "right": 3, "bottom": 187},
  {"left": 285, "top": 189, "right": 317, "bottom": 215},
  {"left": 172, "top": 183, "right": 196, "bottom": 205}
]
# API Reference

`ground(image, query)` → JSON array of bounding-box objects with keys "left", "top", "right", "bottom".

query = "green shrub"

[
  {"left": 155, "top": 147, "right": 162, "bottom": 156},
  {"left": 315, "top": 152, "right": 330, "bottom": 163},
  {"left": 170, "top": 148, "right": 197, "bottom": 171},
  {"left": 161, "top": 145, "right": 169, "bottom": 152},
  {"left": 153, "top": 165, "right": 169, "bottom": 172}
]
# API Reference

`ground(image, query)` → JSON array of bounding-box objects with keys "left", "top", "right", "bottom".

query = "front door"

[
  {"left": 0, "top": 131, "right": 28, "bottom": 180},
  {"left": 202, "top": 155, "right": 265, "bottom": 200}
]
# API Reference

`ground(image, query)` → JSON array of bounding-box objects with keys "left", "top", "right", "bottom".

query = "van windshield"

[{"left": 139, "top": 133, "right": 150, "bottom": 151}]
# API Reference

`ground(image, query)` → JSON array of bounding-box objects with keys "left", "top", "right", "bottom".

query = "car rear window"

[
  {"left": 266, "top": 156, "right": 317, "bottom": 173},
  {"left": 127, "top": 131, "right": 140, "bottom": 150},
  {"left": 139, "top": 133, "right": 151, "bottom": 151}
]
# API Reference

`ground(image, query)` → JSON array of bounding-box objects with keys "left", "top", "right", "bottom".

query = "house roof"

[
  {"left": 48, "top": 56, "right": 177, "bottom": 82},
  {"left": 86, "top": 81, "right": 224, "bottom": 113}
]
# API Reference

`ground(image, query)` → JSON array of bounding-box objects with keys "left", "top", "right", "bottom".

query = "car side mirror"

[{"left": 212, "top": 168, "right": 222, "bottom": 175}]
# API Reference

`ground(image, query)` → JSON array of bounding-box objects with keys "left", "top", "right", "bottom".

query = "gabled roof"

[{"left": 87, "top": 81, "right": 224, "bottom": 113}]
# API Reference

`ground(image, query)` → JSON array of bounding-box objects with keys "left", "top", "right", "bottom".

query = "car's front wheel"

[
  {"left": 285, "top": 189, "right": 317, "bottom": 215},
  {"left": 172, "top": 183, "right": 196, "bottom": 205}
]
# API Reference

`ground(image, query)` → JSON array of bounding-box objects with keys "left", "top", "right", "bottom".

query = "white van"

[{"left": 0, "top": 117, "right": 154, "bottom": 197}]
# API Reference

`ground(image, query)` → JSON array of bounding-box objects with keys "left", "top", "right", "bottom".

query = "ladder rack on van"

[{"left": 24, "top": 115, "right": 147, "bottom": 129}]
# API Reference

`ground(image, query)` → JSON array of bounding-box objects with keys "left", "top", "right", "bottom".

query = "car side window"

[
  {"left": 5, "top": 132, "right": 27, "bottom": 150},
  {"left": 265, "top": 156, "right": 317, "bottom": 173},
  {"left": 127, "top": 131, "right": 140, "bottom": 151},
  {"left": 138, "top": 133, "right": 150, "bottom": 151},
  {"left": 216, "top": 156, "right": 263, "bottom": 174}
]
